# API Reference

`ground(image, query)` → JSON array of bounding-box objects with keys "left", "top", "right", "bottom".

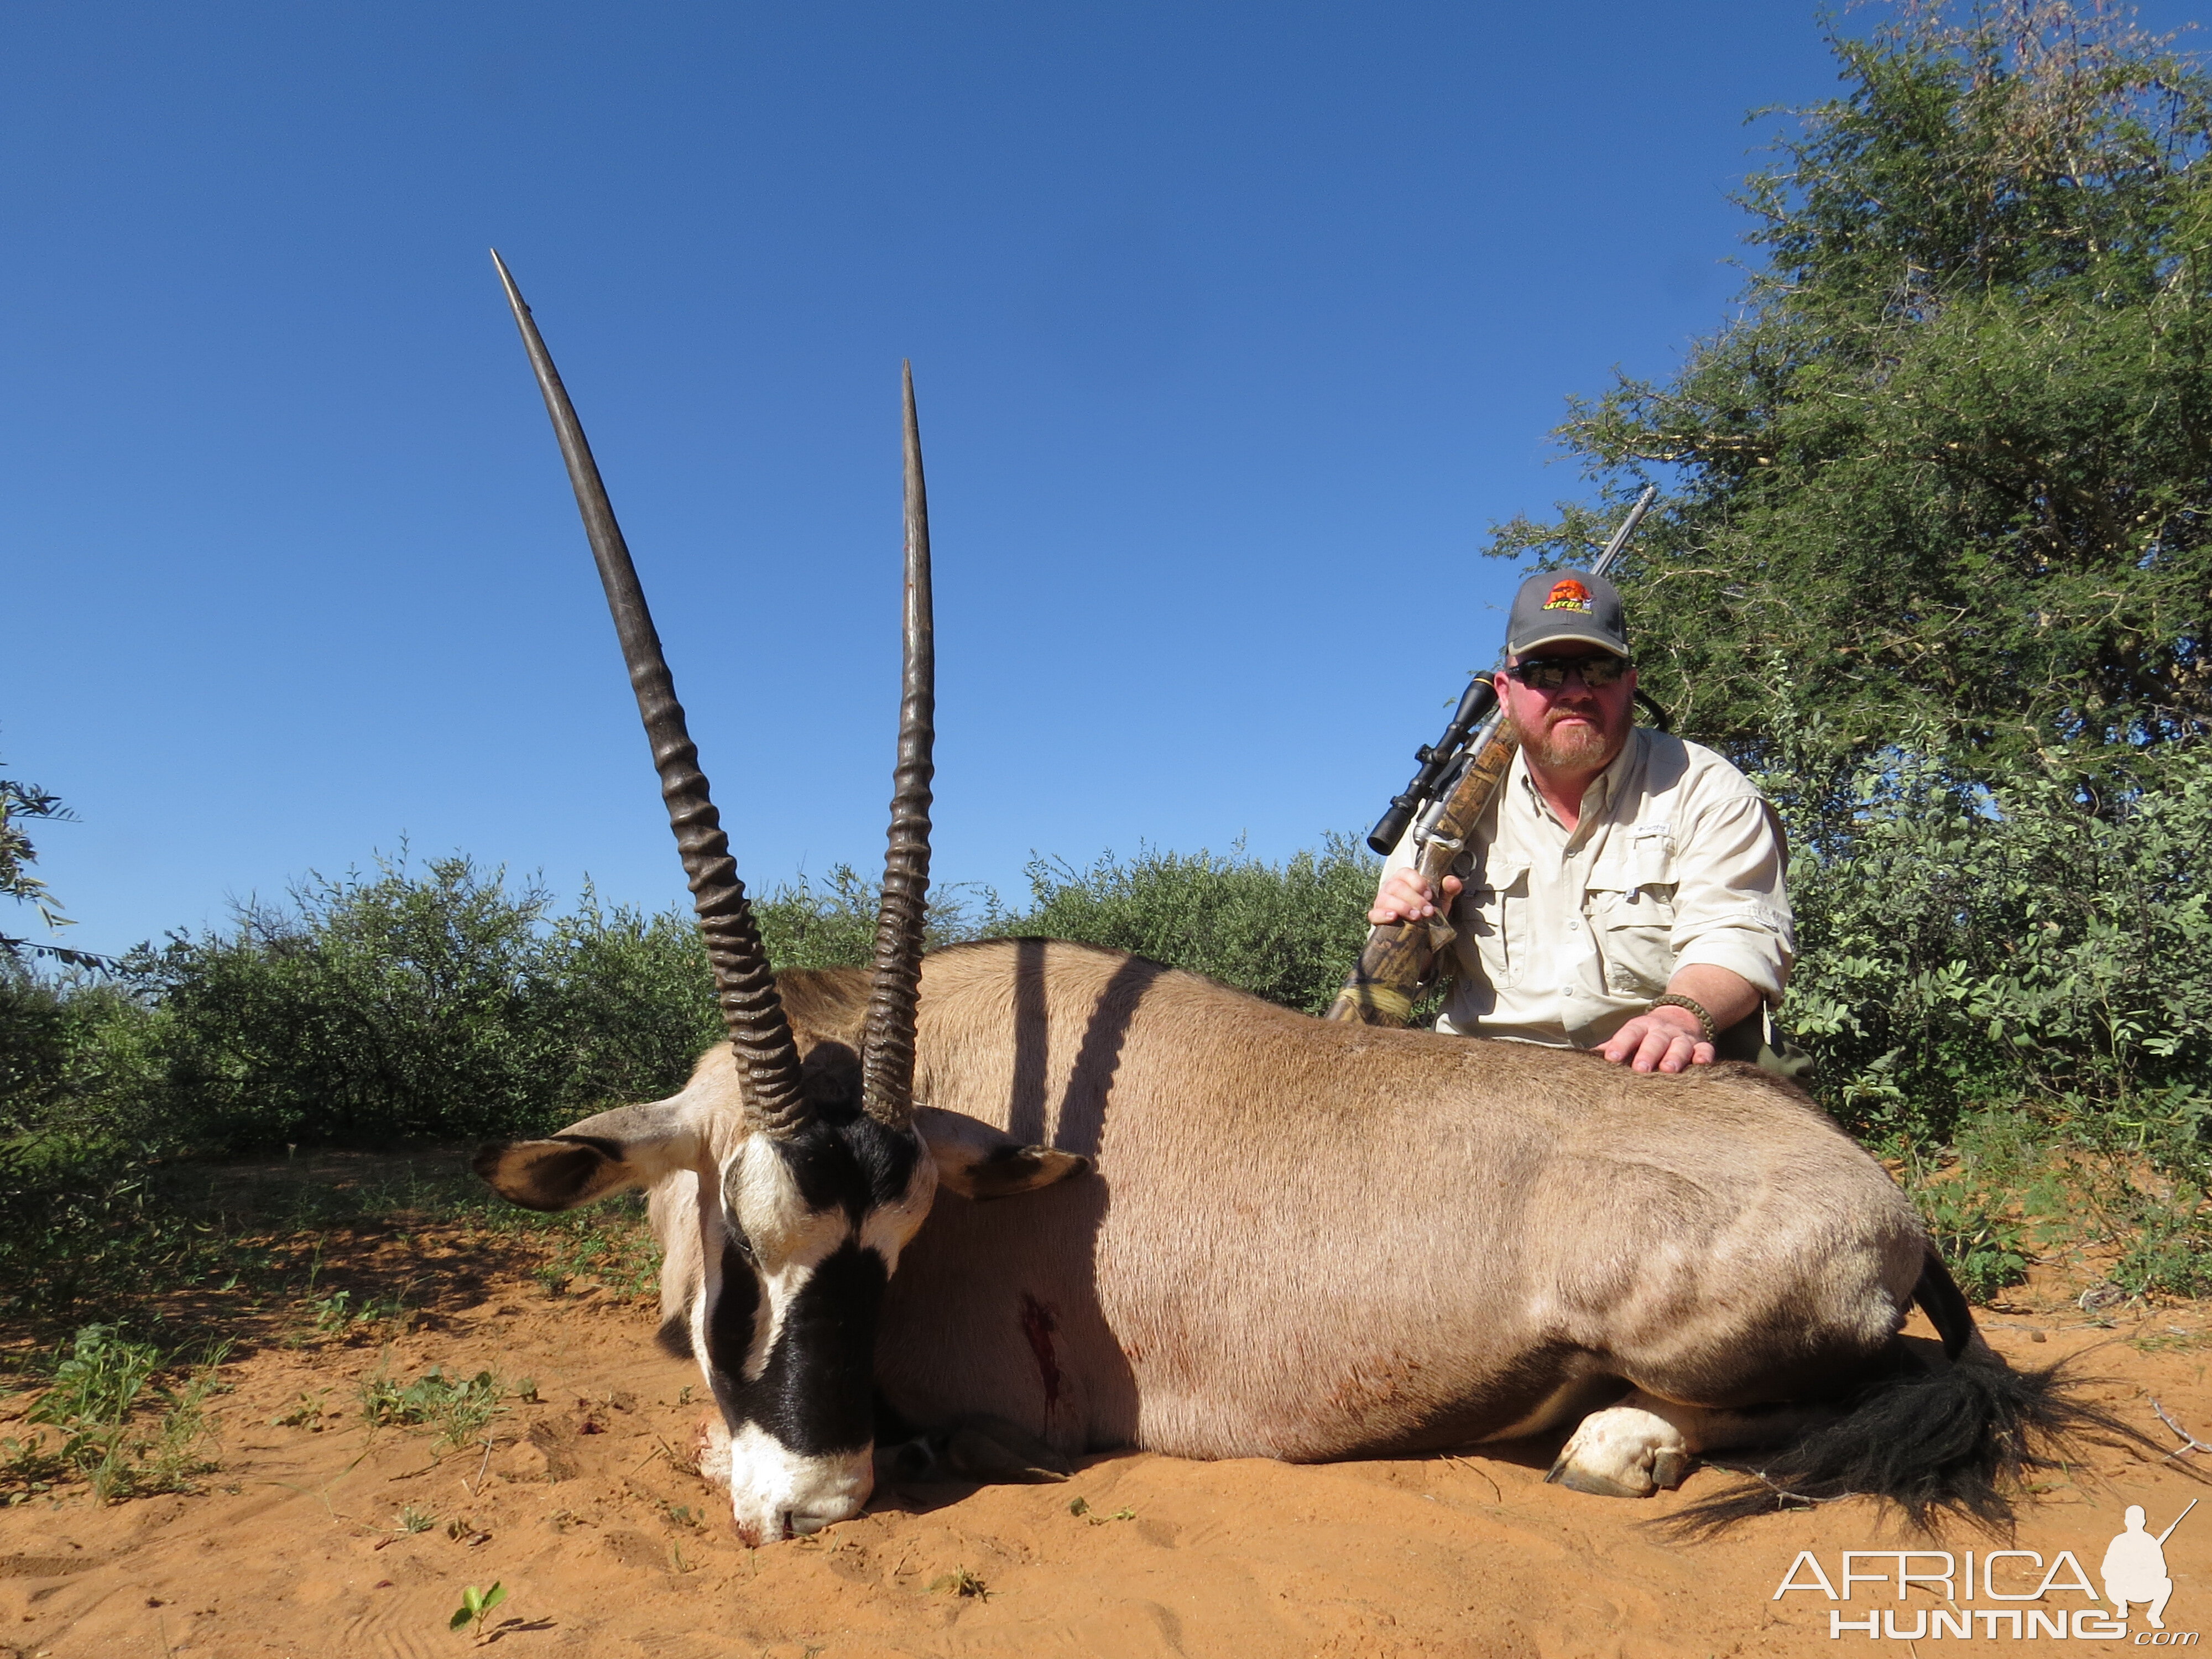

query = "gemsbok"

[{"left": 477, "top": 255, "right": 2122, "bottom": 1545}]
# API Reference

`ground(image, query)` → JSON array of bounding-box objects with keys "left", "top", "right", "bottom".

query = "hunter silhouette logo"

[
  {"left": 2108, "top": 1501, "right": 2194, "bottom": 1630},
  {"left": 1771, "top": 1501, "right": 2196, "bottom": 1641},
  {"left": 1542, "top": 578, "right": 1592, "bottom": 612}
]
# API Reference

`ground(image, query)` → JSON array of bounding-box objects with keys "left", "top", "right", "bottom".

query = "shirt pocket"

[
  {"left": 1462, "top": 857, "right": 1530, "bottom": 991},
  {"left": 1588, "top": 831, "right": 1678, "bottom": 999}
]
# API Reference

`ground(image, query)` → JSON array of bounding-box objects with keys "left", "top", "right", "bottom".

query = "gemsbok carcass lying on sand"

[{"left": 477, "top": 254, "right": 2123, "bottom": 1546}]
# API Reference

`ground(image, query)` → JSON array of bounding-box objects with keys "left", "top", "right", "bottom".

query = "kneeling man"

[
  {"left": 2102, "top": 1506, "right": 2176, "bottom": 1629},
  {"left": 1370, "top": 568, "right": 1797, "bottom": 1076}
]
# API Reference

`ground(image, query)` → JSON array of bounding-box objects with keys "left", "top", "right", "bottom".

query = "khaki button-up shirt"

[{"left": 1381, "top": 727, "right": 1794, "bottom": 1048}]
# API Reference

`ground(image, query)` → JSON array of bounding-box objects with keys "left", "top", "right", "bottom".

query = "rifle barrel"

[
  {"left": 2158, "top": 1499, "right": 2197, "bottom": 1544},
  {"left": 1589, "top": 484, "right": 1658, "bottom": 579},
  {"left": 1366, "top": 674, "right": 1497, "bottom": 855}
]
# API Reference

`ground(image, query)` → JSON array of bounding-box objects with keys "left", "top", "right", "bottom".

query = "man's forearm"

[{"left": 1661, "top": 964, "right": 1762, "bottom": 1035}]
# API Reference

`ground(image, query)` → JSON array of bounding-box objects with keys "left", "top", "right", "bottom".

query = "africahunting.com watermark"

[{"left": 1773, "top": 1503, "right": 2197, "bottom": 1642}]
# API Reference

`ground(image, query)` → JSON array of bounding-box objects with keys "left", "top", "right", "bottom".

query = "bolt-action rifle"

[{"left": 1322, "top": 486, "right": 1658, "bottom": 1026}]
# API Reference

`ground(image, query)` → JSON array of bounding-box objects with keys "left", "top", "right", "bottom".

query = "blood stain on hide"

[{"left": 1019, "top": 1292, "right": 1062, "bottom": 1414}]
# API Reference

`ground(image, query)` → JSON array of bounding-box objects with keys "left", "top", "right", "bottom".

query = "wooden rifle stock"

[{"left": 1323, "top": 723, "right": 1519, "bottom": 1025}]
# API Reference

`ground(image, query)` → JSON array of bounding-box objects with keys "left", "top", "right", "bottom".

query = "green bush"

[
  {"left": 0, "top": 966, "right": 155, "bottom": 1138},
  {"left": 530, "top": 890, "right": 721, "bottom": 1118},
  {"left": 0, "top": 967, "right": 67, "bottom": 1126},
  {"left": 1769, "top": 735, "right": 2212, "bottom": 1159},
  {"left": 750, "top": 864, "right": 1009, "bottom": 972},
  {"left": 1, "top": 844, "right": 1380, "bottom": 1162},
  {"left": 49, "top": 857, "right": 739, "bottom": 1154},
  {"left": 123, "top": 858, "right": 572, "bottom": 1149},
  {"left": 0, "top": 1139, "right": 186, "bottom": 1319},
  {"left": 1018, "top": 836, "right": 1379, "bottom": 1016}
]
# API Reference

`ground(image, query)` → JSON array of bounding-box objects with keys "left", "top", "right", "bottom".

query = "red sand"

[{"left": 5, "top": 1254, "right": 2209, "bottom": 1657}]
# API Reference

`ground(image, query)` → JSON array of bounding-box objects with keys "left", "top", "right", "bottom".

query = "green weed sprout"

[
  {"left": 361, "top": 1366, "right": 509, "bottom": 1451},
  {"left": 1067, "top": 1495, "right": 1134, "bottom": 1524},
  {"left": 9, "top": 1326, "right": 228, "bottom": 1502},
  {"left": 449, "top": 1582, "right": 506, "bottom": 1640}
]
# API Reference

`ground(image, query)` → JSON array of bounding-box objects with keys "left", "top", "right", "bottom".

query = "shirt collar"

[{"left": 1515, "top": 726, "right": 1645, "bottom": 831}]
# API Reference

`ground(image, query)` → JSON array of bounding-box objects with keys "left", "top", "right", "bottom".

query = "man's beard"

[{"left": 1507, "top": 704, "right": 1616, "bottom": 771}]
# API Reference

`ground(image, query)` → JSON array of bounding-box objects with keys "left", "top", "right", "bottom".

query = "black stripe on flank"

[
  {"left": 733, "top": 1241, "right": 888, "bottom": 1457},
  {"left": 654, "top": 1312, "right": 694, "bottom": 1360}
]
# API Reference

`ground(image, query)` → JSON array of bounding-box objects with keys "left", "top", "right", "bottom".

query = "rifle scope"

[{"left": 1366, "top": 672, "right": 1497, "bottom": 855}]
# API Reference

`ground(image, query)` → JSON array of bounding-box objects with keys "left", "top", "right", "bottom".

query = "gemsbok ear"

[
  {"left": 473, "top": 1137, "right": 634, "bottom": 1211},
  {"left": 472, "top": 1099, "right": 701, "bottom": 1212},
  {"left": 916, "top": 1107, "right": 1092, "bottom": 1201}
]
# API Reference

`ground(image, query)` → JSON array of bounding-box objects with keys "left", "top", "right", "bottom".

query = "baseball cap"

[{"left": 1505, "top": 569, "right": 1629, "bottom": 659}]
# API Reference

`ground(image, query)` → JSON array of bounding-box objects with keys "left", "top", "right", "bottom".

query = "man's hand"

[
  {"left": 1370, "top": 869, "right": 1463, "bottom": 926},
  {"left": 1598, "top": 967, "right": 1759, "bottom": 1073},
  {"left": 1599, "top": 1004, "right": 1713, "bottom": 1074}
]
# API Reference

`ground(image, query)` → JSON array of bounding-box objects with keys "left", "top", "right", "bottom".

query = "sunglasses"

[{"left": 1506, "top": 654, "right": 1630, "bottom": 691}]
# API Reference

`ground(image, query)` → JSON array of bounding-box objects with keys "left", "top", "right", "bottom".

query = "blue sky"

[{"left": 7, "top": 2, "right": 2200, "bottom": 956}]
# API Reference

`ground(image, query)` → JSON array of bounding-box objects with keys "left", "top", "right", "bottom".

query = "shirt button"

[{"left": 1568, "top": 919, "right": 1581, "bottom": 931}]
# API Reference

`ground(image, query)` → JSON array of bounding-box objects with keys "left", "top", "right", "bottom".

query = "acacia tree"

[
  {"left": 1496, "top": 0, "right": 2212, "bottom": 787},
  {"left": 1487, "top": 3, "right": 2212, "bottom": 1142}
]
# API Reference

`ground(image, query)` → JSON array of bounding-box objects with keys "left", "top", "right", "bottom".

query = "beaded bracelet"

[{"left": 1648, "top": 993, "right": 1717, "bottom": 1045}]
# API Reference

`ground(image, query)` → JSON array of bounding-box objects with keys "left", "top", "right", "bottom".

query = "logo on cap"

[{"left": 1543, "top": 579, "right": 1593, "bottom": 613}]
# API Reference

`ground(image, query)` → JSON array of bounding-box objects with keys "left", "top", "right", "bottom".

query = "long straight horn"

[
  {"left": 859, "top": 362, "right": 936, "bottom": 1129},
  {"left": 490, "top": 250, "right": 810, "bottom": 1135}
]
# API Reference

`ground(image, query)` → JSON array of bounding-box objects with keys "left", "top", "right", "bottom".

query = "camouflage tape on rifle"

[{"left": 1324, "top": 982, "right": 1414, "bottom": 1025}]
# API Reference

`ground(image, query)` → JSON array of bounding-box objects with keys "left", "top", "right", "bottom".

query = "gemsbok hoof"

[
  {"left": 879, "top": 1418, "right": 1073, "bottom": 1485},
  {"left": 944, "top": 1416, "right": 1073, "bottom": 1484},
  {"left": 1546, "top": 1404, "right": 1693, "bottom": 1498}
]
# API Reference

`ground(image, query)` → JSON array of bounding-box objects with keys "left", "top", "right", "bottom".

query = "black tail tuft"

[{"left": 1663, "top": 1348, "right": 2163, "bottom": 1538}]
